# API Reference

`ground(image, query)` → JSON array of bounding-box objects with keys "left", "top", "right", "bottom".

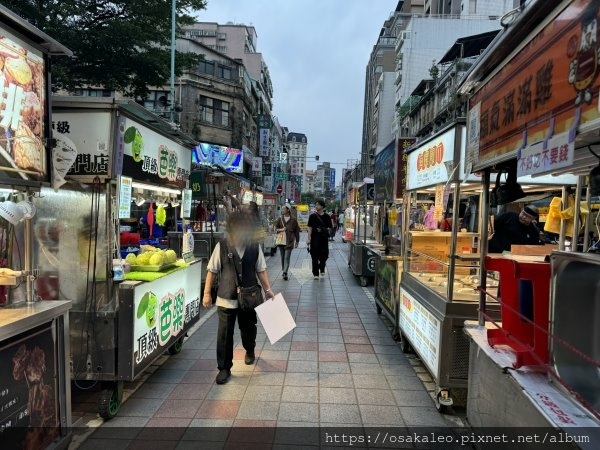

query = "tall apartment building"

[
  {"left": 285, "top": 132, "right": 307, "bottom": 202},
  {"left": 315, "top": 163, "right": 335, "bottom": 198}
]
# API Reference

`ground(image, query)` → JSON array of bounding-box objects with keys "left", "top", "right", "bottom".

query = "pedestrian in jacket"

[
  {"left": 275, "top": 203, "right": 301, "bottom": 281},
  {"left": 307, "top": 199, "right": 333, "bottom": 279},
  {"left": 202, "top": 211, "right": 275, "bottom": 385}
]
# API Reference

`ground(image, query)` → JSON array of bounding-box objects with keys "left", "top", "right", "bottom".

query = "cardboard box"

[{"left": 510, "top": 244, "right": 558, "bottom": 256}]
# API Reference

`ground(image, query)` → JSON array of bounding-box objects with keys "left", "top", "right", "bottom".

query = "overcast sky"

[{"left": 198, "top": 0, "right": 398, "bottom": 179}]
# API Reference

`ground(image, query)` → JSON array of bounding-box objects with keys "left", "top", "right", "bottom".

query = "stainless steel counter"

[{"left": 0, "top": 300, "right": 71, "bottom": 341}]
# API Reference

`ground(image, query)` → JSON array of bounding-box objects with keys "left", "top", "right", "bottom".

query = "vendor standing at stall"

[
  {"left": 202, "top": 211, "right": 275, "bottom": 385},
  {"left": 488, "top": 205, "right": 542, "bottom": 253}
]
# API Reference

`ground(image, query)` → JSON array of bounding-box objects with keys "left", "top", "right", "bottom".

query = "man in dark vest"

[{"left": 203, "top": 211, "right": 275, "bottom": 384}]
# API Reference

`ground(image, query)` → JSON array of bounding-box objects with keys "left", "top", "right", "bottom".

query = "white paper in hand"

[{"left": 255, "top": 293, "right": 296, "bottom": 345}]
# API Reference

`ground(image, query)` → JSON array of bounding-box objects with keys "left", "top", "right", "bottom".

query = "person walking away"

[
  {"left": 330, "top": 211, "right": 338, "bottom": 241},
  {"left": 202, "top": 211, "right": 275, "bottom": 385},
  {"left": 337, "top": 211, "right": 345, "bottom": 234},
  {"left": 307, "top": 199, "right": 333, "bottom": 279},
  {"left": 275, "top": 203, "right": 301, "bottom": 281},
  {"left": 488, "top": 205, "right": 542, "bottom": 253}
]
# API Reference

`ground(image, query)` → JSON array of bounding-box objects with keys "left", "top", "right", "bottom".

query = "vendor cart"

[
  {"left": 48, "top": 97, "right": 202, "bottom": 418},
  {"left": 348, "top": 181, "right": 377, "bottom": 286}
]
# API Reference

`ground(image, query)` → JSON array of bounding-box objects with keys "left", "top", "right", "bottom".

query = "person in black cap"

[{"left": 488, "top": 205, "right": 542, "bottom": 253}]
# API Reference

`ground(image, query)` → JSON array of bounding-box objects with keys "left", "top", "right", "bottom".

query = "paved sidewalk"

[{"left": 75, "top": 237, "right": 458, "bottom": 448}]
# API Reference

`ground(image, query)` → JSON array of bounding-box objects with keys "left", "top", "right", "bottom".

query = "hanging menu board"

[{"left": 0, "top": 29, "right": 48, "bottom": 182}]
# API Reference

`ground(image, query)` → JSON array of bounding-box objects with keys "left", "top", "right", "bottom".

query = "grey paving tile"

[
  {"left": 352, "top": 374, "right": 389, "bottom": 390},
  {"left": 284, "top": 372, "right": 319, "bottom": 387},
  {"left": 319, "top": 387, "right": 357, "bottom": 404},
  {"left": 205, "top": 384, "right": 247, "bottom": 401},
  {"left": 117, "top": 397, "right": 164, "bottom": 417},
  {"left": 355, "top": 389, "right": 397, "bottom": 406},
  {"left": 377, "top": 353, "right": 408, "bottom": 365},
  {"left": 249, "top": 372, "right": 285, "bottom": 386},
  {"left": 281, "top": 385, "right": 318, "bottom": 403},
  {"left": 317, "top": 334, "right": 345, "bottom": 343},
  {"left": 259, "top": 350, "right": 290, "bottom": 360},
  {"left": 318, "top": 342, "right": 346, "bottom": 352},
  {"left": 359, "top": 404, "right": 404, "bottom": 426},
  {"left": 350, "top": 362, "right": 384, "bottom": 375},
  {"left": 161, "top": 358, "right": 198, "bottom": 371},
  {"left": 286, "top": 360, "right": 319, "bottom": 373},
  {"left": 292, "top": 334, "right": 319, "bottom": 342},
  {"left": 372, "top": 345, "right": 403, "bottom": 355},
  {"left": 149, "top": 369, "right": 187, "bottom": 384},
  {"left": 288, "top": 350, "right": 318, "bottom": 361},
  {"left": 319, "top": 373, "right": 354, "bottom": 388},
  {"left": 131, "top": 382, "right": 175, "bottom": 399},
  {"left": 187, "top": 418, "right": 234, "bottom": 427},
  {"left": 269, "top": 340, "right": 292, "bottom": 351},
  {"left": 319, "top": 362, "right": 351, "bottom": 374},
  {"left": 386, "top": 375, "right": 425, "bottom": 391},
  {"left": 348, "top": 353, "right": 379, "bottom": 364},
  {"left": 236, "top": 400, "right": 280, "bottom": 420},
  {"left": 77, "top": 438, "right": 131, "bottom": 450},
  {"left": 244, "top": 385, "right": 283, "bottom": 402},
  {"left": 320, "top": 404, "right": 361, "bottom": 424},
  {"left": 278, "top": 402, "right": 319, "bottom": 422},
  {"left": 318, "top": 329, "right": 342, "bottom": 336},
  {"left": 392, "top": 389, "right": 435, "bottom": 407},
  {"left": 399, "top": 406, "right": 451, "bottom": 427}
]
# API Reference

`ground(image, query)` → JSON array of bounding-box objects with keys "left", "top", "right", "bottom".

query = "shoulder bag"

[
  {"left": 275, "top": 218, "right": 287, "bottom": 246},
  {"left": 227, "top": 244, "right": 263, "bottom": 311}
]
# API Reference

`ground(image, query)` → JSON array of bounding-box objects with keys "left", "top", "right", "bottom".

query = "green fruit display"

[
  {"left": 136, "top": 253, "right": 151, "bottom": 266},
  {"left": 165, "top": 249, "right": 177, "bottom": 264},
  {"left": 149, "top": 252, "right": 164, "bottom": 266},
  {"left": 125, "top": 253, "right": 137, "bottom": 264}
]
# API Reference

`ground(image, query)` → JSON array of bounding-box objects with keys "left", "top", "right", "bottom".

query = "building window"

[
  {"left": 217, "top": 65, "right": 232, "bottom": 80},
  {"left": 199, "top": 95, "right": 230, "bottom": 127},
  {"left": 198, "top": 60, "right": 215, "bottom": 75},
  {"left": 73, "top": 88, "right": 113, "bottom": 97}
]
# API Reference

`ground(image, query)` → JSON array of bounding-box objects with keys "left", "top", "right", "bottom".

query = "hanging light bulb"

[{"left": 135, "top": 196, "right": 146, "bottom": 206}]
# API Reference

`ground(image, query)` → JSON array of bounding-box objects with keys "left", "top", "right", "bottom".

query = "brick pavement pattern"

[{"left": 77, "top": 239, "right": 454, "bottom": 448}]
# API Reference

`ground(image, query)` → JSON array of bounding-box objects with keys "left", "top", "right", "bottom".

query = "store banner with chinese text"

[
  {"left": 120, "top": 118, "right": 191, "bottom": 188},
  {"left": 374, "top": 139, "right": 396, "bottom": 203},
  {"left": 132, "top": 264, "right": 201, "bottom": 376},
  {"left": 406, "top": 129, "right": 455, "bottom": 190},
  {"left": 468, "top": 0, "right": 600, "bottom": 170},
  {"left": 53, "top": 111, "right": 112, "bottom": 180},
  {"left": 396, "top": 138, "right": 414, "bottom": 198}
]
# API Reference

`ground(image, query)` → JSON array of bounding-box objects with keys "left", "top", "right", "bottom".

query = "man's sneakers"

[
  {"left": 313, "top": 275, "right": 319, "bottom": 280},
  {"left": 320, "top": 271, "right": 326, "bottom": 278},
  {"left": 215, "top": 369, "right": 231, "bottom": 385},
  {"left": 244, "top": 351, "right": 255, "bottom": 365},
  {"left": 283, "top": 272, "right": 288, "bottom": 281}
]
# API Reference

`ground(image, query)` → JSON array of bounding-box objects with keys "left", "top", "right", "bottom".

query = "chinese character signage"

[
  {"left": 259, "top": 128, "right": 270, "bottom": 156},
  {"left": 468, "top": 0, "right": 600, "bottom": 170},
  {"left": 0, "top": 323, "right": 60, "bottom": 449},
  {"left": 52, "top": 111, "right": 112, "bottom": 180},
  {"left": 517, "top": 131, "right": 574, "bottom": 177},
  {"left": 374, "top": 140, "right": 396, "bottom": 202},
  {"left": 329, "top": 169, "right": 336, "bottom": 191},
  {"left": 118, "top": 176, "right": 132, "bottom": 218},
  {"left": 0, "top": 30, "right": 47, "bottom": 182},
  {"left": 252, "top": 156, "right": 262, "bottom": 174},
  {"left": 406, "top": 129, "right": 455, "bottom": 190},
  {"left": 192, "top": 142, "right": 243, "bottom": 173},
  {"left": 290, "top": 161, "right": 300, "bottom": 176},
  {"left": 132, "top": 263, "right": 201, "bottom": 376},
  {"left": 257, "top": 114, "right": 271, "bottom": 129},
  {"left": 121, "top": 118, "right": 191, "bottom": 188},
  {"left": 396, "top": 138, "right": 415, "bottom": 198}
]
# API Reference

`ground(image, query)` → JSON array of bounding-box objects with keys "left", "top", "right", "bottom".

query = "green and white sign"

[{"left": 132, "top": 263, "right": 201, "bottom": 374}]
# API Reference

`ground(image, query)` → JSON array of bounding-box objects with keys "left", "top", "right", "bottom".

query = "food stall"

[
  {"left": 372, "top": 139, "right": 405, "bottom": 330},
  {"left": 50, "top": 97, "right": 202, "bottom": 419},
  {"left": 348, "top": 180, "right": 378, "bottom": 286},
  {"left": 461, "top": 0, "right": 600, "bottom": 441},
  {"left": 398, "top": 124, "right": 495, "bottom": 411},
  {"left": 0, "top": 6, "right": 74, "bottom": 449}
]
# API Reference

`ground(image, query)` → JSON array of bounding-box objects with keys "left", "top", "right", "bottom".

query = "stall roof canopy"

[
  {"left": 0, "top": 4, "right": 72, "bottom": 56},
  {"left": 118, "top": 101, "right": 198, "bottom": 149},
  {"left": 438, "top": 30, "right": 500, "bottom": 64}
]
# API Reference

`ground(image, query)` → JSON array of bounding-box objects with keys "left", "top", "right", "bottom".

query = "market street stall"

[
  {"left": 348, "top": 179, "right": 378, "bottom": 286},
  {"left": 461, "top": 0, "right": 600, "bottom": 441},
  {"left": 0, "top": 6, "right": 73, "bottom": 449},
  {"left": 50, "top": 97, "right": 201, "bottom": 419}
]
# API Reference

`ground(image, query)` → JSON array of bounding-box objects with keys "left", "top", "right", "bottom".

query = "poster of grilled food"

[{"left": 0, "top": 29, "right": 46, "bottom": 181}]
